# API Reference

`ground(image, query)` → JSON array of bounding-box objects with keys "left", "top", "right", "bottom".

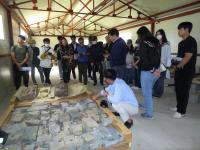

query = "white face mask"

[
  {"left": 44, "top": 43, "right": 49, "bottom": 47},
  {"left": 135, "top": 43, "right": 139, "bottom": 47},
  {"left": 92, "top": 41, "right": 97, "bottom": 45},
  {"left": 156, "top": 35, "right": 162, "bottom": 40}
]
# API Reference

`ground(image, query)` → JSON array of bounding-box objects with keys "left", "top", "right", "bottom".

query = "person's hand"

[
  {"left": 176, "top": 63, "right": 183, "bottom": 69},
  {"left": 17, "top": 63, "right": 22, "bottom": 70},
  {"left": 153, "top": 70, "right": 160, "bottom": 78},
  {"left": 91, "top": 62, "right": 94, "bottom": 66},
  {"left": 92, "top": 95, "right": 98, "bottom": 101}
]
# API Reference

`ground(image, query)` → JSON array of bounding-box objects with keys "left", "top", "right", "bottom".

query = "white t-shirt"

[
  {"left": 39, "top": 46, "right": 53, "bottom": 68},
  {"left": 126, "top": 52, "right": 134, "bottom": 69}
]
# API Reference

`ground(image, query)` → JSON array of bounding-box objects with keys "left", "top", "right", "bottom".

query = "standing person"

[
  {"left": 54, "top": 36, "right": 63, "bottom": 80},
  {"left": 153, "top": 29, "right": 171, "bottom": 97},
  {"left": 92, "top": 69, "right": 139, "bottom": 129},
  {"left": 108, "top": 28, "right": 128, "bottom": 80},
  {"left": 137, "top": 26, "right": 161, "bottom": 119},
  {"left": 76, "top": 37, "right": 89, "bottom": 85},
  {"left": 172, "top": 22, "right": 197, "bottom": 119},
  {"left": 11, "top": 35, "right": 29, "bottom": 90},
  {"left": 60, "top": 38, "right": 74, "bottom": 83},
  {"left": 29, "top": 39, "right": 44, "bottom": 85},
  {"left": 102, "top": 35, "right": 113, "bottom": 70},
  {"left": 125, "top": 39, "right": 136, "bottom": 86},
  {"left": 88, "top": 36, "right": 104, "bottom": 86},
  {"left": 69, "top": 35, "right": 79, "bottom": 80},
  {"left": 133, "top": 40, "right": 141, "bottom": 89},
  {"left": 39, "top": 38, "right": 54, "bottom": 85},
  {"left": 87, "top": 36, "right": 93, "bottom": 79}
]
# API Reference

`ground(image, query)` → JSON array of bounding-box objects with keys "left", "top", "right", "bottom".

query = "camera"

[{"left": 171, "top": 57, "right": 182, "bottom": 66}]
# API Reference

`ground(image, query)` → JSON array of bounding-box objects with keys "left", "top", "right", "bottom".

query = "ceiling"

[{"left": 5, "top": 0, "right": 200, "bottom": 37}]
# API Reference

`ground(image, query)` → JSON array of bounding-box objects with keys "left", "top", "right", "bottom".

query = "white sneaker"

[
  {"left": 173, "top": 112, "right": 185, "bottom": 119},
  {"left": 170, "top": 107, "right": 177, "bottom": 112},
  {"left": 132, "top": 86, "right": 140, "bottom": 90}
]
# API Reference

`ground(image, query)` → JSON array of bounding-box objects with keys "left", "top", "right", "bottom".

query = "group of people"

[{"left": 11, "top": 21, "right": 197, "bottom": 129}]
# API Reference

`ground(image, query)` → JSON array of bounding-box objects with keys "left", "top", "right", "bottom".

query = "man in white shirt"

[
  {"left": 39, "top": 38, "right": 54, "bottom": 85},
  {"left": 92, "top": 69, "right": 139, "bottom": 129}
]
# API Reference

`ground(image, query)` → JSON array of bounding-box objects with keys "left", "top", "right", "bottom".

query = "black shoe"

[
  {"left": 0, "top": 130, "right": 8, "bottom": 145},
  {"left": 93, "top": 82, "right": 97, "bottom": 86},
  {"left": 112, "top": 112, "right": 120, "bottom": 116},
  {"left": 124, "top": 120, "right": 133, "bottom": 129},
  {"left": 100, "top": 100, "right": 108, "bottom": 108}
]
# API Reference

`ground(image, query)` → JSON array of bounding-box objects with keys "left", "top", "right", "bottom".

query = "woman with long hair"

[
  {"left": 136, "top": 26, "right": 161, "bottom": 119},
  {"left": 59, "top": 38, "right": 74, "bottom": 83},
  {"left": 153, "top": 29, "right": 171, "bottom": 97}
]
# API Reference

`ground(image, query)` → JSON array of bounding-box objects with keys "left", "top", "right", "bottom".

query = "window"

[
  {"left": 120, "top": 32, "right": 132, "bottom": 43},
  {"left": 0, "top": 15, "right": 5, "bottom": 40}
]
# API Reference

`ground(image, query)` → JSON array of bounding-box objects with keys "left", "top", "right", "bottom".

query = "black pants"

[
  {"left": 88, "top": 62, "right": 92, "bottom": 78},
  {"left": 92, "top": 62, "right": 103, "bottom": 85},
  {"left": 13, "top": 64, "right": 29, "bottom": 90},
  {"left": 62, "top": 61, "right": 71, "bottom": 83},
  {"left": 78, "top": 63, "right": 88, "bottom": 85},
  {"left": 153, "top": 71, "right": 166, "bottom": 97},
  {"left": 42, "top": 68, "right": 51, "bottom": 84},
  {"left": 135, "top": 68, "right": 141, "bottom": 88},
  {"left": 175, "top": 69, "right": 193, "bottom": 114},
  {"left": 70, "top": 60, "right": 77, "bottom": 79}
]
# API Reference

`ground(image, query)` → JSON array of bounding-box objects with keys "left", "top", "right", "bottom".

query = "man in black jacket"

[
  {"left": 89, "top": 36, "right": 104, "bottom": 86},
  {"left": 69, "top": 35, "right": 79, "bottom": 80}
]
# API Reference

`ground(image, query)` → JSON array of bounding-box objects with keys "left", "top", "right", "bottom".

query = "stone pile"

[{"left": 2, "top": 99, "right": 123, "bottom": 150}]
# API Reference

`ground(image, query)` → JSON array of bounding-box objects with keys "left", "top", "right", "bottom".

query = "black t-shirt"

[
  {"left": 177, "top": 36, "right": 197, "bottom": 73},
  {"left": 32, "top": 47, "right": 40, "bottom": 66}
]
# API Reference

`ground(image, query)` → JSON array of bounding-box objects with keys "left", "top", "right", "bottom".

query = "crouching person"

[{"left": 92, "top": 69, "right": 139, "bottom": 129}]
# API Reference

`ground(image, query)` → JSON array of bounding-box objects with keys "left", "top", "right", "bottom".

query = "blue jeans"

[
  {"left": 112, "top": 65, "right": 126, "bottom": 81},
  {"left": 141, "top": 71, "right": 158, "bottom": 117}
]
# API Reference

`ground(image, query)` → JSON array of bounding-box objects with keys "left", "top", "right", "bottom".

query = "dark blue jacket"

[
  {"left": 76, "top": 45, "right": 89, "bottom": 63},
  {"left": 110, "top": 38, "right": 128, "bottom": 67}
]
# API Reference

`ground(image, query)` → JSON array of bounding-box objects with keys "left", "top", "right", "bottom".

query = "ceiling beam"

[
  {"left": 45, "top": 0, "right": 52, "bottom": 30},
  {"left": 80, "top": 0, "right": 135, "bottom": 30},
  {"left": 96, "top": 7, "right": 200, "bottom": 37}
]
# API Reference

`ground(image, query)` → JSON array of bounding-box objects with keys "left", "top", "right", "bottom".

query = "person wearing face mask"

[
  {"left": 153, "top": 29, "right": 171, "bottom": 97},
  {"left": 92, "top": 69, "right": 139, "bottom": 129},
  {"left": 125, "top": 39, "right": 136, "bottom": 86},
  {"left": 11, "top": 35, "right": 29, "bottom": 89},
  {"left": 39, "top": 38, "right": 54, "bottom": 85},
  {"left": 88, "top": 36, "right": 104, "bottom": 86},
  {"left": 28, "top": 39, "right": 44, "bottom": 85}
]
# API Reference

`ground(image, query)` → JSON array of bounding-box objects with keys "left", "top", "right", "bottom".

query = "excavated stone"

[
  {"left": 3, "top": 144, "right": 22, "bottom": 150},
  {"left": 25, "top": 118, "right": 41, "bottom": 126},
  {"left": 36, "top": 134, "right": 52, "bottom": 143},
  {"left": 49, "top": 113, "right": 60, "bottom": 122},
  {"left": 71, "top": 123, "right": 83, "bottom": 136},
  {"left": 49, "top": 122, "right": 61, "bottom": 135},
  {"left": 26, "top": 111, "right": 40, "bottom": 119},
  {"left": 82, "top": 117, "right": 99, "bottom": 129},
  {"left": 69, "top": 110, "right": 81, "bottom": 121},
  {"left": 22, "top": 144, "right": 35, "bottom": 150},
  {"left": 21, "top": 126, "right": 38, "bottom": 143},
  {"left": 49, "top": 141, "right": 65, "bottom": 150},
  {"left": 59, "top": 113, "right": 70, "bottom": 122},
  {"left": 10, "top": 113, "right": 25, "bottom": 123}
]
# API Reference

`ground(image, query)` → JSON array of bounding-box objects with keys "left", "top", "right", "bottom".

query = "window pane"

[{"left": 0, "top": 15, "right": 5, "bottom": 40}]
